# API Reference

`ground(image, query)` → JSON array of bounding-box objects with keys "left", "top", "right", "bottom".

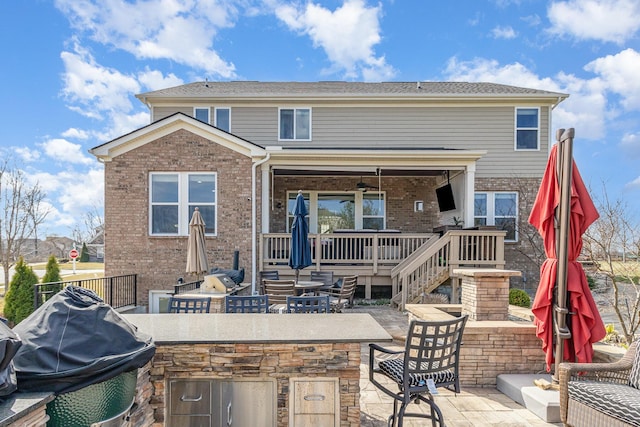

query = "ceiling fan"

[{"left": 354, "top": 176, "right": 378, "bottom": 192}]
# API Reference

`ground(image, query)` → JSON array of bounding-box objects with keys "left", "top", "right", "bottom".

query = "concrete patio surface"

[{"left": 354, "top": 304, "right": 562, "bottom": 426}]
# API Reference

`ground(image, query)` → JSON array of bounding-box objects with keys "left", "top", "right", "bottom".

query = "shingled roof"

[{"left": 137, "top": 81, "right": 567, "bottom": 100}]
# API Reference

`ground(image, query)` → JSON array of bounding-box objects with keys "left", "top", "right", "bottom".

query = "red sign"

[{"left": 69, "top": 249, "right": 79, "bottom": 259}]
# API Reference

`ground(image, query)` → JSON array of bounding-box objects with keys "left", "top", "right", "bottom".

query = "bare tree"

[
  {"left": 71, "top": 206, "right": 104, "bottom": 245},
  {"left": 23, "top": 185, "right": 50, "bottom": 258},
  {"left": 583, "top": 183, "right": 640, "bottom": 344},
  {"left": 0, "top": 162, "right": 48, "bottom": 291}
]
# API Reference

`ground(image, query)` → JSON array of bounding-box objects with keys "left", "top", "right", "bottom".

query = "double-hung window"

[
  {"left": 215, "top": 107, "right": 231, "bottom": 132},
  {"left": 474, "top": 192, "right": 518, "bottom": 242},
  {"left": 150, "top": 172, "right": 216, "bottom": 236},
  {"left": 279, "top": 108, "right": 311, "bottom": 140},
  {"left": 194, "top": 107, "right": 210, "bottom": 124},
  {"left": 515, "top": 107, "right": 539, "bottom": 150}
]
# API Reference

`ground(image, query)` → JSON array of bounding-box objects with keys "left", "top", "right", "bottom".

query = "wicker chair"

[{"left": 558, "top": 339, "right": 640, "bottom": 427}]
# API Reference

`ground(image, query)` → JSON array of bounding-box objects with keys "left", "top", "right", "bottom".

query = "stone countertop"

[
  {"left": 124, "top": 313, "right": 392, "bottom": 344},
  {"left": 0, "top": 392, "right": 53, "bottom": 427}
]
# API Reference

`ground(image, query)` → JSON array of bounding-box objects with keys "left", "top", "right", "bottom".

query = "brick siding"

[{"left": 103, "top": 129, "right": 256, "bottom": 307}]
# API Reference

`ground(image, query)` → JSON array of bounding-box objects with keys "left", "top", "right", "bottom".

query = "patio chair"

[
  {"left": 318, "top": 275, "right": 357, "bottom": 312},
  {"left": 259, "top": 270, "right": 280, "bottom": 294},
  {"left": 558, "top": 339, "right": 640, "bottom": 427},
  {"left": 369, "top": 315, "right": 468, "bottom": 427},
  {"left": 168, "top": 296, "right": 211, "bottom": 313},
  {"left": 263, "top": 279, "right": 296, "bottom": 313},
  {"left": 225, "top": 295, "right": 269, "bottom": 313},
  {"left": 286, "top": 295, "right": 330, "bottom": 313},
  {"left": 310, "top": 270, "right": 334, "bottom": 290}
]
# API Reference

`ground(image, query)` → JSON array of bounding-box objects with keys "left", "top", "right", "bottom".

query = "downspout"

[{"left": 251, "top": 152, "right": 271, "bottom": 295}]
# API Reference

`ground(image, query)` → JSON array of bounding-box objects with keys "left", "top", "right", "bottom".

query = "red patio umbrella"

[{"left": 528, "top": 128, "right": 606, "bottom": 375}]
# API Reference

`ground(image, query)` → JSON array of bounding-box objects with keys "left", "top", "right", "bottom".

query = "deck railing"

[
  {"left": 34, "top": 274, "right": 137, "bottom": 310},
  {"left": 261, "top": 232, "right": 435, "bottom": 273},
  {"left": 391, "top": 230, "right": 506, "bottom": 309}
]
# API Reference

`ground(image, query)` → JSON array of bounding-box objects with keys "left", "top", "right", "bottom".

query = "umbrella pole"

[{"left": 553, "top": 128, "right": 574, "bottom": 382}]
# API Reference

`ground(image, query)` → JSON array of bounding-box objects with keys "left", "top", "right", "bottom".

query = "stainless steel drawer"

[{"left": 169, "top": 380, "right": 211, "bottom": 415}]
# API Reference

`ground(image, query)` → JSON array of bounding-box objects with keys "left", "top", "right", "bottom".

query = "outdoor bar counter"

[{"left": 124, "top": 313, "right": 391, "bottom": 427}]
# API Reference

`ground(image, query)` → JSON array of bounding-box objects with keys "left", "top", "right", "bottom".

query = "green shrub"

[
  {"left": 4, "top": 257, "right": 38, "bottom": 325},
  {"left": 586, "top": 274, "right": 597, "bottom": 290},
  {"left": 80, "top": 242, "right": 90, "bottom": 262},
  {"left": 41, "top": 255, "right": 62, "bottom": 283},
  {"left": 509, "top": 288, "right": 531, "bottom": 308}
]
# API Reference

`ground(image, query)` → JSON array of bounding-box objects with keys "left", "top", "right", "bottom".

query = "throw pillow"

[
  {"left": 629, "top": 341, "right": 640, "bottom": 389},
  {"left": 333, "top": 278, "right": 343, "bottom": 288}
]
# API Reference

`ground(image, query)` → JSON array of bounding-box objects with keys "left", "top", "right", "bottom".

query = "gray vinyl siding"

[
  {"left": 151, "top": 104, "right": 550, "bottom": 178},
  {"left": 153, "top": 106, "right": 193, "bottom": 122}
]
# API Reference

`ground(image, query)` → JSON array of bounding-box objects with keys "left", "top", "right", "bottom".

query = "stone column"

[{"left": 453, "top": 268, "right": 521, "bottom": 321}]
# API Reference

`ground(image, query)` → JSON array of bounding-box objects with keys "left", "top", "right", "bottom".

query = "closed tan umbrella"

[{"left": 186, "top": 207, "right": 209, "bottom": 281}]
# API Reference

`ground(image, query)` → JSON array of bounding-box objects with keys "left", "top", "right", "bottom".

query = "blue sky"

[{"left": 1, "top": 0, "right": 639, "bottom": 237}]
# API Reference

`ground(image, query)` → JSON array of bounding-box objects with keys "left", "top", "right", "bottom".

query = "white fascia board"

[{"left": 90, "top": 114, "right": 265, "bottom": 161}]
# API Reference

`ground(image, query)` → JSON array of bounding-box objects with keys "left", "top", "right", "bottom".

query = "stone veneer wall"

[
  {"left": 103, "top": 129, "right": 258, "bottom": 308},
  {"left": 131, "top": 342, "right": 362, "bottom": 427}
]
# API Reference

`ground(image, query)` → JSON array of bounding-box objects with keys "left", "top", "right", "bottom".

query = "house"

[{"left": 90, "top": 81, "right": 567, "bottom": 309}]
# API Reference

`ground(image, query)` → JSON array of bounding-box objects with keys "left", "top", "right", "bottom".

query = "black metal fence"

[
  {"left": 34, "top": 274, "right": 137, "bottom": 310},
  {"left": 174, "top": 279, "right": 202, "bottom": 295}
]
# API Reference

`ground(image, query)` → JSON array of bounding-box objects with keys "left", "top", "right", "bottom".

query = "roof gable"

[{"left": 90, "top": 113, "right": 266, "bottom": 161}]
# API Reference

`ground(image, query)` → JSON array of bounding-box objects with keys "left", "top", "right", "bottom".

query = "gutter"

[{"left": 251, "top": 152, "right": 271, "bottom": 295}]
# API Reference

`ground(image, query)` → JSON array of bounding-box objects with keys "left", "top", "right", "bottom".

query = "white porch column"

[
  {"left": 261, "top": 164, "right": 270, "bottom": 233},
  {"left": 463, "top": 162, "right": 476, "bottom": 227}
]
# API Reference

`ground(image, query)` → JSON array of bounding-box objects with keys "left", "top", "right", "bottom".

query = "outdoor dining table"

[{"left": 294, "top": 280, "right": 326, "bottom": 296}]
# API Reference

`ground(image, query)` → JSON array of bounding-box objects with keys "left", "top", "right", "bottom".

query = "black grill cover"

[
  {"left": 0, "top": 321, "right": 21, "bottom": 397},
  {"left": 210, "top": 267, "right": 244, "bottom": 284},
  {"left": 13, "top": 286, "right": 155, "bottom": 394}
]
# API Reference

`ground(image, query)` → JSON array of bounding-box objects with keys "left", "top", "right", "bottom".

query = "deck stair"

[{"left": 391, "top": 230, "right": 506, "bottom": 310}]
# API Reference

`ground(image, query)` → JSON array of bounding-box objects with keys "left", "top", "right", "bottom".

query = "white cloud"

[
  {"left": 491, "top": 26, "right": 517, "bottom": 39},
  {"left": 275, "top": 0, "right": 395, "bottom": 81},
  {"left": 39, "top": 138, "right": 94, "bottom": 165},
  {"left": 55, "top": 0, "right": 237, "bottom": 78},
  {"left": 61, "top": 41, "right": 140, "bottom": 119},
  {"left": 585, "top": 48, "right": 640, "bottom": 110},
  {"left": 626, "top": 175, "right": 640, "bottom": 190},
  {"left": 14, "top": 146, "right": 41, "bottom": 162},
  {"left": 547, "top": 0, "right": 640, "bottom": 44},
  {"left": 138, "top": 68, "right": 184, "bottom": 91},
  {"left": 619, "top": 132, "right": 640, "bottom": 159},
  {"left": 28, "top": 168, "right": 104, "bottom": 234},
  {"left": 62, "top": 128, "right": 89, "bottom": 140}
]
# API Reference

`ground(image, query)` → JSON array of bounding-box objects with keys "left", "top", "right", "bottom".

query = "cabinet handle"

[
  {"left": 180, "top": 394, "right": 203, "bottom": 402},
  {"left": 227, "top": 401, "right": 233, "bottom": 426},
  {"left": 304, "top": 394, "right": 326, "bottom": 401}
]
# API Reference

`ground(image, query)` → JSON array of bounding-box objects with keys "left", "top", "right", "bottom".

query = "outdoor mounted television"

[{"left": 436, "top": 184, "right": 456, "bottom": 212}]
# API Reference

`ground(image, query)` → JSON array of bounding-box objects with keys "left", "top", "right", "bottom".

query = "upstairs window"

[
  {"left": 194, "top": 107, "right": 210, "bottom": 124},
  {"left": 474, "top": 192, "right": 518, "bottom": 242},
  {"left": 515, "top": 108, "right": 539, "bottom": 150},
  {"left": 150, "top": 172, "right": 216, "bottom": 236},
  {"left": 215, "top": 107, "right": 231, "bottom": 132},
  {"left": 279, "top": 108, "right": 311, "bottom": 140}
]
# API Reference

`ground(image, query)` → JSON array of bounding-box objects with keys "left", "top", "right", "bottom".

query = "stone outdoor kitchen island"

[{"left": 124, "top": 313, "right": 391, "bottom": 427}]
